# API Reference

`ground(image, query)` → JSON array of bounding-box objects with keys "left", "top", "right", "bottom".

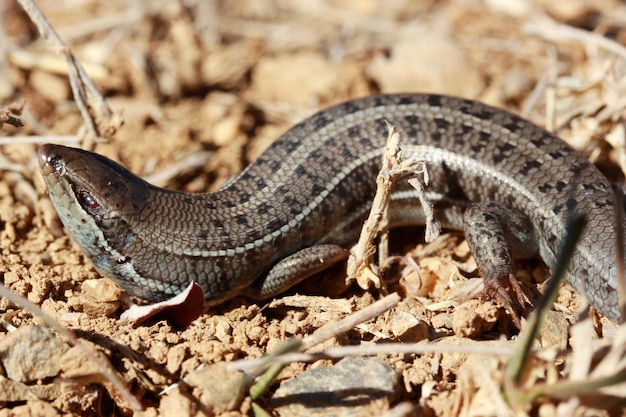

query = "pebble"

[
  {"left": 0, "top": 326, "right": 68, "bottom": 382},
  {"left": 271, "top": 356, "right": 399, "bottom": 417}
]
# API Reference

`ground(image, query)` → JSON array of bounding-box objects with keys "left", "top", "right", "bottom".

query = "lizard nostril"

[{"left": 38, "top": 145, "right": 65, "bottom": 176}]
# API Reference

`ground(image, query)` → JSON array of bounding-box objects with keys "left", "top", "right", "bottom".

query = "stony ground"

[{"left": 0, "top": 1, "right": 625, "bottom": 416}]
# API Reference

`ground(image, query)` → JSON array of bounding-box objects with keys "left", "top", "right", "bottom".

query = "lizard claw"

[{"left": 482, "top": 273, "right": 531, "bottom": 329}]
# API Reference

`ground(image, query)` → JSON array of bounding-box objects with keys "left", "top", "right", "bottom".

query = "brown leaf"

[{"left": 120, "top": 281, "right": 206, "bottom": 329}]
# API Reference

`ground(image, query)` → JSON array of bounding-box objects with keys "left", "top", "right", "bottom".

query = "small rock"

[
  {"left": 366, "top": 30, "right": 484, "bottom": 97},
  {"left": 452, "top": 298, "right": 499, "bottom": 337},
  {"left": 81, "top": 278, "right": 122, "bottom": 302},
  {"left": 391, "top": 310, "right": 429, "bottom": 342},
  {"left": 248, "top": 52, "right": 337, "bottom": 105},
  {"left": 271, "top": 356, "right": 399, "bottom": 417},
  {"left": 0, "top": 326, "right": 68, "bottom": 382},
  {"left": 539, "top": 311, "right": 568, "bottom": 351},
  {"left": 0, "top": 375, "right": 60, "bottom": 402},
  {"left": 185, "top": 362, "right": 248, "bottom": 413}
]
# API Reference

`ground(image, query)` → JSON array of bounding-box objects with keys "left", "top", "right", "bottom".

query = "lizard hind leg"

[{"left": 463, "top": 202, "right": 538, "bottom": 321}]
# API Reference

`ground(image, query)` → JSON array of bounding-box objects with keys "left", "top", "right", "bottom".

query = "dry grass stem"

[
  {"left": 7, "top": 49, "right": 110, "bottom": 82},
  {"left": 56, "top": 7, "right": 150, "bottom": 41},
  {"left": 300, "top": 292, "right": 401, "bottom": 350},
  {"left": 524, "top": 18, "right": 626, "bottom": 62},
  {"left": 0, "top": 135, "right": 79, "bottom": 145},
  {"left": 229, "top": 339, "right": 514, "bottom": 374}
]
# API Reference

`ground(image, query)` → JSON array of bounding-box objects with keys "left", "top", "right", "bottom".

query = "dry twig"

[
  {"left": 347, "top": 123, "right": 440, "bottom": 291},
  {"left": 16, "top": 0, "right": 123, "bottom": 145},
  {"left": 0, "top": 100, "right": 25, "bottom": 129}
]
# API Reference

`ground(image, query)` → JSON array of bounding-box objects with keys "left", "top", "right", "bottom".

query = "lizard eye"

[{"left": 75, "top": 186, "right": 107, "bottom": 218}]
